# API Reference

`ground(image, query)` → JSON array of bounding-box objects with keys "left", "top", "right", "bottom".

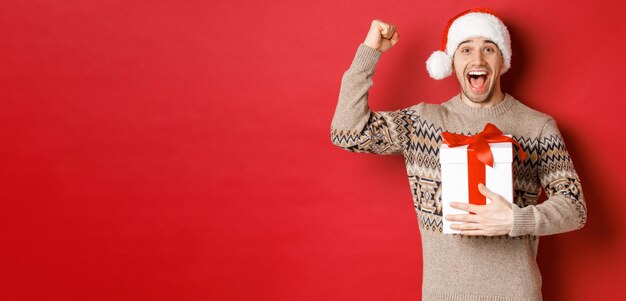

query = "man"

[{"left": 330, "top": 8, "right": 587, "bottom": 300}]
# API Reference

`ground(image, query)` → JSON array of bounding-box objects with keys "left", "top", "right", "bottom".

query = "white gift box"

[{"left": 440, "top": 141, "right": 514, "bottom": 234}]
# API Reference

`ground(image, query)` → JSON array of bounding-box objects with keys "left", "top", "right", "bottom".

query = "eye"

[
  {"left": 460, "top": 48, "right": 470, "bottom": 54},
  {"left": 484, "top": 47, "right": 495, "bottom": 53}
]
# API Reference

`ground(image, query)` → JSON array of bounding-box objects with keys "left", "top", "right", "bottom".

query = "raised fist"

[{"left": 363, "top": 19, "right": 399, "bottom": 53}]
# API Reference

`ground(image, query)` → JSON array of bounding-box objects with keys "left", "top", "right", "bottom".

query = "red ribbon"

[{"left": 441, "top": 123, "right": 526, "bottom": 206}]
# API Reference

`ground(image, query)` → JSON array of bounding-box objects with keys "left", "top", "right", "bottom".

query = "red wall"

[{"left": 2, "top": 0, "right": 625, "bottom": 300}]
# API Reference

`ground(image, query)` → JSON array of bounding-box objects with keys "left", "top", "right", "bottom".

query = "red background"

[{"left": 2, "top": 0, "right": 625, "bottom": 300}]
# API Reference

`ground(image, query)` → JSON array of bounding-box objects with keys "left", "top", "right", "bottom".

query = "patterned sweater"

[{"left": 330, "top": 44, "right": 587, "bottom": 301}]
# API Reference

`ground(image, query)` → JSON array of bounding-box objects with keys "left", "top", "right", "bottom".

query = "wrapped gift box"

[{"left": 440, "top": 141, "right": 514, "bottom": 234}]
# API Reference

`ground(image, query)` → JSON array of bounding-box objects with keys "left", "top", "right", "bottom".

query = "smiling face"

[{"left": 452, "top": 37, "right": 505, "bottom": 107}]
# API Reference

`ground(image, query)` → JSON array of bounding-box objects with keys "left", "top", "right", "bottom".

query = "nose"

[{"left": 470, "top": 50, "right": 486, "bottom": 65}]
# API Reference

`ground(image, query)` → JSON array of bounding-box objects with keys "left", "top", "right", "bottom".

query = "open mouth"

[{"left": 466, "top": 70, "right": 489, "bottom": 92}]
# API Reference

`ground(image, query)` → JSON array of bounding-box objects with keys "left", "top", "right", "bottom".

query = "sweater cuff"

[
  {"left": 350, "top": 43, "right": 382, "bottom": 71},
  {"left": 508, "top": 203, "right": 536, "bottom": 237}
]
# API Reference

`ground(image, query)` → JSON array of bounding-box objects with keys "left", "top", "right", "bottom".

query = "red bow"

[{"left": 441, "top": 123, "right": 526, "bottom": 167}]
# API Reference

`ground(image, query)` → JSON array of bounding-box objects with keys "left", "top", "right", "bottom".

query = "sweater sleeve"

[
  {"left": 330, "top": 44, "right": 413, "bottom": 155},
  {"left": 508, "top": 119, "right": 588, "bottom": 236}
]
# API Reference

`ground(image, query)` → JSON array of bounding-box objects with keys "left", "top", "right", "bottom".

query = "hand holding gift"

[{"left": 445, "top": 183, "right": 513, "bottom": 236}]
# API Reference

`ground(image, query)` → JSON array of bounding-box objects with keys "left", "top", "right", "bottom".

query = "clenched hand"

[{"left": 363, "top": 19, "right": 399, "bottom": 53}]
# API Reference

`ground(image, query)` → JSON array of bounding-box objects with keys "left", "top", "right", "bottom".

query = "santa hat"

[{"left": 426, "top": 8, "right": 511, "bottom": 80}]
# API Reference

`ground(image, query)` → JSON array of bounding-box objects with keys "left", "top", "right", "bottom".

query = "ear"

[{"left": 451, "top": 54, "right": 457, "bottom": 73}]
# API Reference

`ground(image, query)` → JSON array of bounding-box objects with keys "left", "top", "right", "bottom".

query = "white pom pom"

[{"left": 426, "top": 50, "right": 452, "bottom": 80}]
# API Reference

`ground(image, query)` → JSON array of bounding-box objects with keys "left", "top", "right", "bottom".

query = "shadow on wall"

[
  {"left": 500, "top": 26, "right": 527, "bottom": 98},
  {"left": 500, "top": 25, "right": 616, "bottom": 300},
  {"left": 537, "top": 128, "right": 617, "bottom": 300}
]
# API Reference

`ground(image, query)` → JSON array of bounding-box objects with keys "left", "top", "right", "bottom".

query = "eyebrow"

[{"left": 458, "top": 40, "right": 498, "bottom": 46}]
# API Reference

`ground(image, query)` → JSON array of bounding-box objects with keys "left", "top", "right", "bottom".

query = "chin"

[{"left": 463, "top": 87, "right": 494, "bottom": 104}]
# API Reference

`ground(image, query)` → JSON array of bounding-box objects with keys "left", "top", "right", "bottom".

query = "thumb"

[{"left": 478, "top": 183, "right": 506, "bottom": 204}]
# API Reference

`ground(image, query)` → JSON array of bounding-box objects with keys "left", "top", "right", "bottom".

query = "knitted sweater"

[{"left": 330, "top": 44, "right": 587, "bottom": 301}]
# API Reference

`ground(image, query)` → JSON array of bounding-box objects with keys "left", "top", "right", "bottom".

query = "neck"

[{"left": 449, "top": 93, "right": 515, "bottom": 117}]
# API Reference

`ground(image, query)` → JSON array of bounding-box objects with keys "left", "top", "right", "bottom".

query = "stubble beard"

[{"left": 458, "top": 64, "right": 497, "bottom": 105}]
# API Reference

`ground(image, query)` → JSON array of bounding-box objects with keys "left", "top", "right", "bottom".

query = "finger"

[
  {"left": 376, "top": 22, "right": 386, "bottom": 32},
  {"left": 450, "top": 222, "right": 483, "bottom": 231},
  {"left": 390, "top": 32, "right": 399, "bottom": 45},
  {"left": 373, "top": 20, "right": 386, "bottom": 34},
  {"left": 380, "top": 24, "right": 394, "bottom": 38},
  {"left": 387, "top": 25, "right": 397, "bottom": 39},
  {"left": 450, "top": 201, "right": 484, "bottom": 214},
  {"left": 446, "top": 213, "right": 483, "bottom": 223},
  {"left": 459, "top": 230, "right": 486, "bottom": 236},
  {"left": 478, "top": 183, "right": 507, "bottom": 204},
  {"left": 384, "top": 25, "right": 395, "bottom": 38}
]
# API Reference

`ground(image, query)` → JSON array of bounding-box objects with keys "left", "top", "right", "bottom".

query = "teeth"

[{"left": 468, "top": 71, "right": 487, "bottom": 76}]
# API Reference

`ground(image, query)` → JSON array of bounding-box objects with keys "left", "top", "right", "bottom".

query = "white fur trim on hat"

[{"left": 426, "top": 10, "right": 512, "bottom": 80}]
